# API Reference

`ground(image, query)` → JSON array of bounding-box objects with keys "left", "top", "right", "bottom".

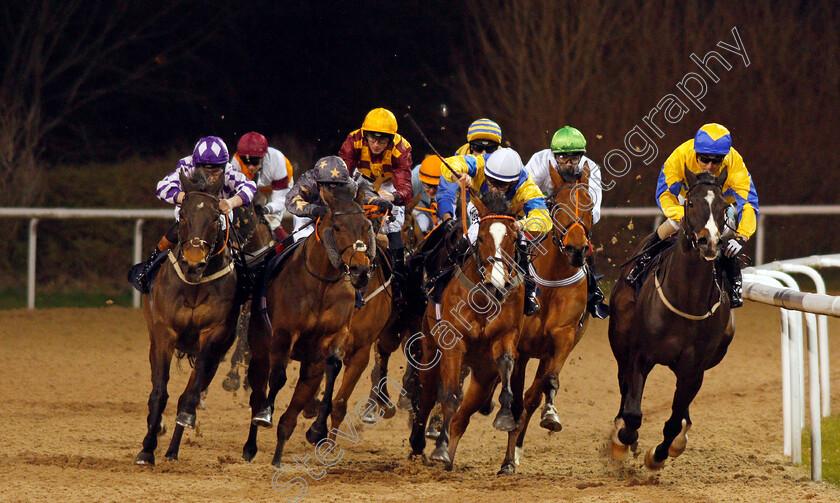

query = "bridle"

[
  {"left": 548, "top": 182, "right": 592, "bottom": 254},
  {"left": 472, "top": 214, "right": 519, "bottom": 273},
  {"left": 680, "top": 179, "right": 724, "bottom": 249},
  {"left": 306, "top": 207, "right": 376, "bottom": 283},
  {"left": 178, "top": 191, "right": 230, "bottom": 262}
]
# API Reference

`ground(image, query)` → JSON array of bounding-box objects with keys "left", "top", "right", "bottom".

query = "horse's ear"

[
  {"left": 180, "top": 171, "right": 196, "bottom": 193},
  {"left": 548, "top": 163, "right": 564, "bottom": 191},
  {"left": 509, "top": 200, "right": 525, "bottom": 217},
  {"left": 579, "top": 161, "right": 591, "bottom": 186},
  {"left": 684, "top": 166, "right": 698, "bottom": 188},
  {"left": 471, "top": 191, "right": 489, "bottom": 218},
  {"left": 207, "top": 168, "right": 225, "bottom": 196},
  {"left": 716, "top": 166, "right": 729, "bottom": 187},
  {"left": 354, "top": 184, "right": 366, "bottom": 207},
  {"left": 405, "top": 191, "right": 423, "bottom": 214}
]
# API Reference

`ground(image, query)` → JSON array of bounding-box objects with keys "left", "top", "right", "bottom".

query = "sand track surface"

[{"left": 1, "top": 304, "right": 838, "bottom": 502}]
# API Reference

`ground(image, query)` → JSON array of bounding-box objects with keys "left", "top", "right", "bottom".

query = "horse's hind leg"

[
  {"left": 514, "top": 359, "right": 547, "bottom": 465},
  {"left": 272, "top": 359, "right": 324, "bottom": 468},
  {"left": 408, "top": 356, "right": 440, "bottom": 459},
  {"left": 645, "top": 371, "right": 703, "bottom": 470},
  {"left": 429, "top": 348, "right": 464, "bottom": 469},
  {"left": 540, "top": 326, "right": 576, "bottom": 432},
  {"left": 135, "top": 334, "right": 175, "bottom": 466},
  {"left": 306, "top": 353, "right": 343, "bottom": 445},
  {"left": 243, "top": 310, "right": 271, "bottom": 462}
]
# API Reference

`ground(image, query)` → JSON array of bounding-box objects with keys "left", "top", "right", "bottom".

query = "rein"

[
  {"left": 548, "top": 183, "right": 591, "bottom": 251},
  {"left": 653, "top": 266, "right": 724, "bottom": 321}
]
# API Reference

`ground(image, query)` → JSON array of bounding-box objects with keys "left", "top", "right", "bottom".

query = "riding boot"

[
  {"left": 626, "top": 234, "right": 661, "bottom": 287},
  {"left": 721, "top": 255, "right": 744, "bottom": 308},
  {"left": 516, "top": 245, "right": 540, "bottom": 316},
  {"left": 387, "top": 232, "right": 407, "bottom": 305},
  {"left": 585, "top": 254, "right": 610, "bottom": 319},
  {"left": 129, "top": 247, "right": 163, "bottom": 294}
]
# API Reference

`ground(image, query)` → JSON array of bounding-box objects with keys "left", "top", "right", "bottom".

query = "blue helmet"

[
  {"left": 693, "top": 124, "right": 732, "bottom": 155},
  {"left": 193, "top": 136, "right": 230, "bottom": 165}
]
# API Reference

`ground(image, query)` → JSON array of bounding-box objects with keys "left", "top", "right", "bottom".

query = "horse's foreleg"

[
  {"left": 135, "top": 334, "right": 175, "bottom": 466},
  {"left": 448, "top": 367, "right": 497, "bottom": 472},
  {"left": 273, "top": 359, "right": 324, "bottom": 468},
  {"left": 306, "top": 353, "right": 343, "bottom": 446},
  {"left": 329, "top": 346, "right": 371, "bottom": 437},
  {"left": 409, "top": 361, "right": 440, "bottom": 459},
  {"left": 223, "top": 302, "right": 252, "bottom": 392},
  {"left": 613, "top": 356, "right": 652, "bottom": 460},
  {"left": 539, "top": 326, "right": 576, "bottom": 432},
  {"left": 514, "top": 359, "right": 547, "bottom": 463},
  {"left": 500, "top": 358, "right": 528, "bottom": 475},
  {"left": 243, "top": 310, "right": 271, "bottom": 462},
  {"left": 430, "top": 348, "right": 464, "bottom": 469},
  {"left": 491, "top": 334, "right": 518, "bottom": 433},
  {"left": 646, "top": 371, "right": 703, "bottom": 470}
]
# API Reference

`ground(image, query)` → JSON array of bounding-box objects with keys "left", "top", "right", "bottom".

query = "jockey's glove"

[
  {"left": 724, "top": 236, "right": 745, "bottom": 258},
  {"left": 310, "top": 205, "right": 329, "bottom": 220}
]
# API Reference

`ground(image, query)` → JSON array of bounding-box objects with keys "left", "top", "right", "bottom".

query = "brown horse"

[
  {"left": 499, "top": 165, "right": 593, "bottom": 474},
  {"left": 242, "top": 183, "right": 377, "bottom": 466},
  {"left": 609, "top": 167, "right": 734, "bottom": 470},
  {"left": 409, "top": 190, "right": 525, "bottom": 471},
  {"left": 135, "top": 169, "right": 242, "bottom": 465}
]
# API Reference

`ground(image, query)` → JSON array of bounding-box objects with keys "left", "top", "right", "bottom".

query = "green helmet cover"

[{"left": 550, "top": 126, "right": 587, "bottom": 154}]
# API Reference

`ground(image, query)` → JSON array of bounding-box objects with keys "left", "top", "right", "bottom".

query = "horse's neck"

[
  {"left": 533, "top": 238, "right": 578, "bottom": 278},
  {"left": 660, "top": 233, "right": 718, "bottom": 298},
  {"left": 303, "top": 233, "right": 340, "bottom": 276}
]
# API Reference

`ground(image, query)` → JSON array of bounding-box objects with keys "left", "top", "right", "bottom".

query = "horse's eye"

[
  {"left": 687, "top": 201, "right": 694, "bottom": 208},
  {"left": 333, "top": 225, "right": 341, "bottom": 233}
]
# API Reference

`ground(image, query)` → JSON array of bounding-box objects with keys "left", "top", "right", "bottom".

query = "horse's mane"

[
  {"left": 693, "top": 171, "right": 719, "bottom": 186},
  {"left": 479, "top": 190, "right": 510, "bottom": 216},
  {"left": 326, "top": 183, "right": 359, "bottom": 208}
]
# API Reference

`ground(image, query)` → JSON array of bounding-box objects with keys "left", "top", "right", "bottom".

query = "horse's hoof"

[
  {"left": 242, "top": 445, "right": 257, "bottom": 462},
  {"left": 134, "top": 451, "right": 155, "bottom": 466},
  {"left": 157, "top": 420, "right": 167, "bottom": 436},
  {"left": 493, "top": 410, "right": 516, "bottom": 432},
  {"left": 360, "top": 404, "right": 382, "bottom": 424},
  {"left": 271, "top": 454, "right": 284, "bottom": 469},
  {"left": 397, "top": 394, "right": 412, "bottom": 410},
  {"left": 175, "top": 412, "right": 196, "bottom": 429},
  {"left": 381, "top": 403, "right": 397, "bottom": 419},
  {"left": 252, "top": 409, "right": 273, "bottom": 428},
  {"left": 479, "top": 399, "right": 497, "bottom": 416},
  {"left": 497, "top": 463, "right": 515, "bottom": 475},
  {"left": 669, "top": 419, "right": 690, "bottom": 458},
  {"left": 165, "top": 450, "right": 179, "bottom": 461},
  {"left": 305, "top": 423, "right": 328, "bottom": 446},
  {"left": 515, "top": 446, "right": 523, "bottom": 466},
  {"left": 539, "top": 408, "right": 563, "bottom": 432},
  {"left": 429, "top": 445, "right": 451, "bottom": 465},
  {"left": 644, "top": 447, "right": 665, "bottom": 470},
  {"left": 610, "top": 440, "right": 628, "bottom": 461},
  {"left": 222, "top": 372, "right": 240, "bottom": 392}
]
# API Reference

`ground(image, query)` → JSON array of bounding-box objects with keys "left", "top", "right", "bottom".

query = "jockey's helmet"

[
  {"left": 361, "top": 108, "right": 397, "bottom": 139},
  {"left": 418, "top": 156, "right": 443, "bottom": 186},
  {"left": 485, "top": 148, "right": 523, "bottom": 185},
  {"left": 467, "top": 118, "right": 502, "bottom": 144},
  {"left": 693, "top": 123, "right": 732, "bottom": 156},
  {"left": 550, "top": 126, "right": 587, "bottom": 154},
  {"left": 193, "top": 136, "right": 229, "bottom": 166},
  {"left": 313, "top": 156, "right": 353, "bottom": 185},
  {"left": 237, "top": 132, "right": 268, "bottom": 162}
]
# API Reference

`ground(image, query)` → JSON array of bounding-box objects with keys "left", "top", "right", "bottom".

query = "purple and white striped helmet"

[{"left": 193, "top": 136, "right": 229, "bottom": 165}]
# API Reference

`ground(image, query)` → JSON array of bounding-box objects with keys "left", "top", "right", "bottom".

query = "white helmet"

[{"left": 484, "top": 147, "right": 522, "bottom": 183}]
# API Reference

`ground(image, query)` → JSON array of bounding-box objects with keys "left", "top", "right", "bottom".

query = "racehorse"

[
  {"left": 409, "top": 190, "right": 525, "bottom": 471},
  {"left": 500, "top": 165, "right": 592, "bottom": 474},
  {"left": 134, "top": 169, "right": 242, "bottom": 465},
  {"left": 242, "top": 183, "right": 377, "bottom": 467},
  {"left": 609, "top": 167, "right": 734, "bottom": 470}
]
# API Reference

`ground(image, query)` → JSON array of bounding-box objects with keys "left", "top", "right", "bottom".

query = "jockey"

[
  {"left": 230, "top": 132, "right": 294, "bottom": 233},
  {"left": 410, "top": 155, "right": 442, "bottom": 234},
  {"left": 626, "top": 123, "right": 759, "bottom": 308},
  {"left": 128, "top": 136, "right": 257, "bottom": 293},
  {"left": 525, "top": 126, "right": 609, "bottom": 318},
  {"left": 286, "top": 156, "right": 392, "bottom": 239},
  {"left": 437, "top": 147, "right": 551, "bottom": 316},
  {"left": 455, "top": 118, "right": 502, "bottom": 156},
  {"left": 338, "top": 108, "right": 413, "bottom": 302}
]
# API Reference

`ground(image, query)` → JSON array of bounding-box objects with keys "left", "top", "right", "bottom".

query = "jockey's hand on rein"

[
  {"left": 311, "top": 205, "right": 329, "bottom": 220},
  {"left": 375, "top": 198, "right": 393, "bottom": 214},
  {"left": 724, "top": 236, "right": 745, "bottom": 258}
]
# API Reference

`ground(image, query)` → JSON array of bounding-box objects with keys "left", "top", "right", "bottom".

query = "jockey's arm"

[
  {"left": 516, "top": 179, "right": 553, "bottom": 236},
  {"left": 655, "top": 159, "right": 686, "bottom": 223},
  {"left": 724, "top": 151, "right": 759, "bottom": 240},
  {"left": 436, "top": 155, "right": 478, "bottom": 220}
]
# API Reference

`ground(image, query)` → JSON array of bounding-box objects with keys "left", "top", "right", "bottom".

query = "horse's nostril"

[{"left": 697, "top": 237, "right": 708, "bottom": 246}]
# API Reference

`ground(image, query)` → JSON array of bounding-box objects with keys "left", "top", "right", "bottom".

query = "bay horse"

[
  {"left": 499, "top": 164, "right": 593, "bottom": 474},
  {"left": 409, "top": 190, "right": 525, "bottom": 471},
  {"left": 609, "top": 167, "right": 734, "bottom": 470},
  {"left": 135, "top": 169, "right": 241, "bottom": 465},
  {"left": 242, "top": 183, "right": 377, "bottom": 467}
]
